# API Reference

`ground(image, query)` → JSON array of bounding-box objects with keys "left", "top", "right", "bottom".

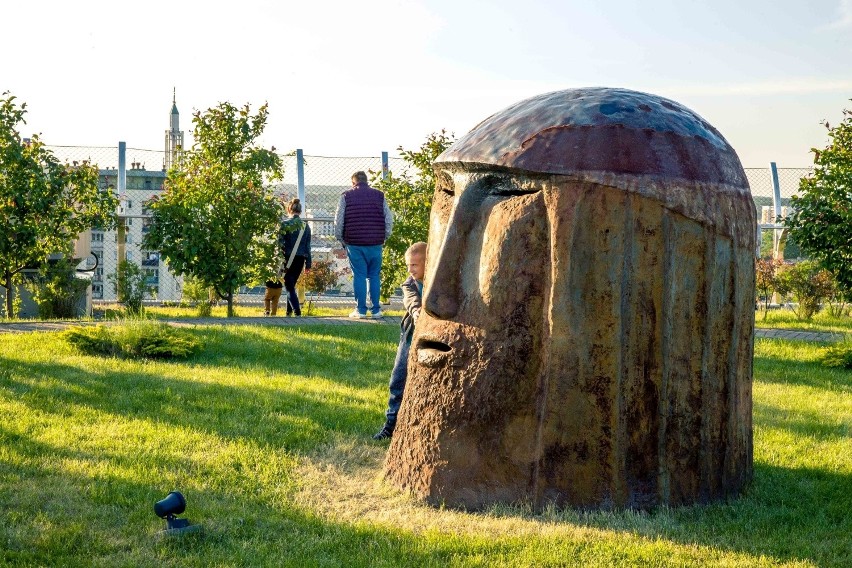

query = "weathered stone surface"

[{"left": 384, "top": 88, "right": 756, "bottom": 510}]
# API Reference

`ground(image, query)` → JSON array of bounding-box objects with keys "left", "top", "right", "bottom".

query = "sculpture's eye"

[
  {"left": 490, "top": 186, "right": 540, "bottom": 198},
  {"left": 483, "top": 175, "right": 539, "bottom": 198}
]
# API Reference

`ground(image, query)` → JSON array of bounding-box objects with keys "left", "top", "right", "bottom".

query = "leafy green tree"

[
  {"left": 373, "top": 130, "right": 454, "bottom": 299},
  {"left": 0, "top": 92, "right": 118, "bottom": 317},
  {"left": 786, "top": 107, "right": 852, "bottom": 294},
  {"left": 143, "top": 102, "right": 284, "bottom": 317}
]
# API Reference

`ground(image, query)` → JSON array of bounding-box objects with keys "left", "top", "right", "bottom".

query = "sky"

[{"left": 3, "top": 0, "right": 851, "bottom": 167}]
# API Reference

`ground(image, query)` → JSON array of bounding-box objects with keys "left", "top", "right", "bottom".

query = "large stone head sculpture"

[{"left": 384, "top": 87, "right": 756, "bottom": 510}]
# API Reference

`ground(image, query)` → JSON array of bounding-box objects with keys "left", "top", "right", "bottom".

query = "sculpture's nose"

[{"left": 423, "top": 225, "right": 461, "bottom": 320}]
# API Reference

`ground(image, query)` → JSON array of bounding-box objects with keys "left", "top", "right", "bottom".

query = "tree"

[
  {"left": 786, "top": 106, "right": 852, "bottom": 295},
  {"left": 373, "top": 131, "right": 454, "bottom": 299},
  {"left": 755, "top": 257, "right": 782, "bottom": 319},
  {"left": 143, "top": 102, "right": 284, "bottom": 317},
  {"left": 0, "top": 92, "right": 118, "bottom": 317}
]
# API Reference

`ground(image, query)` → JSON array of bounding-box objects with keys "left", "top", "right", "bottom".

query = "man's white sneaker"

[
  {"left": 348, "top": 310, "right": 367, "bottom": 319},
  {"left": 372, "top": 310, "right": 383, "bottom": 319}
]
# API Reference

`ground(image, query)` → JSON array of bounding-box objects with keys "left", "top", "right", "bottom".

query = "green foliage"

[
  {"left": 143, "top": 101, "right": 284, "bottom": 317},
  {"left": 108, "top": 260, "right": 149, "bottom": 316},
  {"left": 755, "top": 257, "right": 782, "bottom": 318},
  {"left": 786, "top": 107, "right": 852, "bottom": 295},
  {"left": 181, "top": 274, "right": 213, "bottom": 316},
  {"left": 63, "top": 320, "right": 201, "bottom": 359},
  {"left": 373, "top": 130, "right": 454, "bottom": 298},
  {"left": 0, "top": 92, "right": 118, "bottom": 317},
  {"left": 25, "top": 251, "right": 89, "bottom": 319},
  {"left": 774, "top": 260, "right": 835, "bottom": 320},
  {"left": 820, "top": 340, "right": 852, "bottom": 369}
]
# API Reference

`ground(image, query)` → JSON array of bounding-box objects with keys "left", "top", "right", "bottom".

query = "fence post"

[
  {"left": 296, "top": 148, "right": 305, "bottom": 206},
  {"left": 770, "top": 162, "right": 782, "bottom": 221},
  {"left": 117, "top": 142, "right": 127, "bottom": 263},
  {"left": 118, "top": 142, "right": 126, "bottom": 195},
  {"left": 382, "top": 151, "right": 389, "bottom": 180},
  {"left": 769, "top": 161, "right": 783, "bottom": 259}
]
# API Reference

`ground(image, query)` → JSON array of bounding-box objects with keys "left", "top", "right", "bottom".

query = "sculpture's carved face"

[{"left": 411, "top": 167, "right": 552, "bottom": 457}]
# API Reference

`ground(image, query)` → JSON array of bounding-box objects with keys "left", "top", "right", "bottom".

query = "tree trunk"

[
  {"left": 3, "top": 272, "right": 13, "bottom": 319},
  {"left": 227, "top": 288, "right": 234, "bottom": 318}
]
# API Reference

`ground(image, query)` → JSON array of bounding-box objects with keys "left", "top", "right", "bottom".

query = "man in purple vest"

[{"left": 334, "top": 171, "right": 394, "bottom": 318}]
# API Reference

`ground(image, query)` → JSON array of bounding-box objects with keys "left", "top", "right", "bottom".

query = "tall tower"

[{"left": 164, "top": 88, "right": 184, "bottom": 171}]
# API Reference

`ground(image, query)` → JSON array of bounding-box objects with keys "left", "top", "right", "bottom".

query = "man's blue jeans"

[
  {"left": 346, "top": 244, "right": 383, "bottom": 315},
  {"left": 385, "top": 329, "right": 413, "bottom": 429}
]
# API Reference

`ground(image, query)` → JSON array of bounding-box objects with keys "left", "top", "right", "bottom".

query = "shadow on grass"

[
  {"left": 3, "top": 416, "right": 850, "bottom": 566},
  {"left": 2, "top": 328, "right": 850, "bottom": 565},
  {"left": 178, "top": 323, "right": 398, "bottom": 389},
  {"left": 754, "top": 345, "right": 852, "bottom": 391},
  {"left": 0, "top": 328, "right": 393, "bottom": 452},
  {"left": 754, "top": 400, "right": 850, "bottom": 440},
  {"left": 0, "top": 424, "right": 475, "bottom": 567}
]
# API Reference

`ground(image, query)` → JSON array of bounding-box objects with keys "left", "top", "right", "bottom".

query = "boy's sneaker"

[
  {"left": 372, "top": 310, "right": 383, "bottom": 319},
  {"left": 372, "top": 426, "right": 393, "bottom": 440},
  {"left": 348, "top": 310, "right": 367, "bottom": 319}
]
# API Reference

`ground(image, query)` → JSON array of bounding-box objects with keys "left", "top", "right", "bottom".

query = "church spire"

[{"left": 164, "top": 88, "right": 184, "bottom": 171}]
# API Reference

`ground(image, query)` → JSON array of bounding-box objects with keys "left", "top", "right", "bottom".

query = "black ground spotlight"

[{"left": 154, "top": 491, "right": 200, "bottom": 535}]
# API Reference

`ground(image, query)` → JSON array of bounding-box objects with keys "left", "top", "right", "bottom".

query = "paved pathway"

[{"left": 753, "top": 327, "right": 844, "bottom": 343}]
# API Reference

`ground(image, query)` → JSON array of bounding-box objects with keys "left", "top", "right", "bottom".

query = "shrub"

[
  {"left": 64, "top": 320, "right": 201, "bottom": 359},
  {"left": 26, "top": 256, "right": 90, "bottom": 319},
  {"left": 774, "top": 260, "right": 835, "bottom": 320},
  {"left": 181, "top": 275, "right": 213, "bottom": 317},
  {"left": 821, "top": 342, "right": 852, "bottom": 369},
  {"left": 108, "top": 260, "right": 150, "bottom": 316},
  {"left": 301, "top": 259, "right": 348, "bottom": 315},
  {"left": 302, "top": 259, "right": 340, "bottom": 295}
]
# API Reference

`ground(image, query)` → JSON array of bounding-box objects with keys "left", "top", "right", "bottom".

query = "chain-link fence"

[
  {"left": 42, "top": 145, "right": 409, "bottom": 309},
  {"left": 39, "top": 144, "right": 813, "bottom": 311}
]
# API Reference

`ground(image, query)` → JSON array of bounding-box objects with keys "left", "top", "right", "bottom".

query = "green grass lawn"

[
  {"left": 92, "top": 303, "right": 403, "bottom": 320},
  {"left": 755, "top": 308, "right": 852, "bottom": 334},
  {"left": 1, "top": 325, "right": 850, "bottom": 567}
]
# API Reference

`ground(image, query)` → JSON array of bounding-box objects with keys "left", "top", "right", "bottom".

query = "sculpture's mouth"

[{"left": 416, "top": 336, "right": 452, "bottom": 367}]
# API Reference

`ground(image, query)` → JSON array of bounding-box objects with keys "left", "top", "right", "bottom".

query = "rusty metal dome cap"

[{"left": 436, "top": 87, "right": 747, "bottom": 187}]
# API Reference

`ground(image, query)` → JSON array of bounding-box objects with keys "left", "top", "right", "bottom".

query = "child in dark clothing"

[{"left": 373, "top": 242, "right": 426, "bottom": 440}]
